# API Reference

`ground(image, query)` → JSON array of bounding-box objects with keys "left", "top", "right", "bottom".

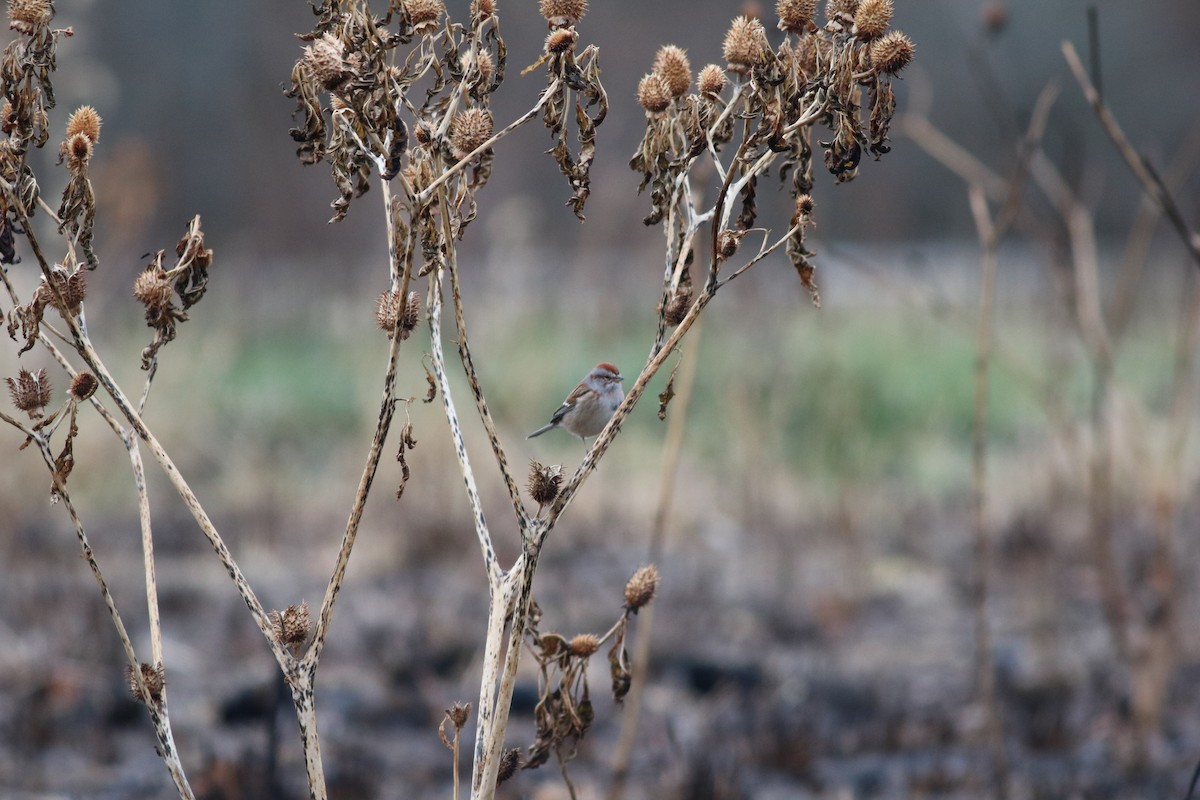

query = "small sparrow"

[{"left": 527, "top": 362, "right": 625, "bottom": 441}]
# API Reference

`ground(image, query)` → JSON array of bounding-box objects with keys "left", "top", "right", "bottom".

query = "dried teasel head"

[
  {"left": 568, "top": 633, "right": 600, "bottom": 658},
  {"left": 652, "top": 45, "right": 691, "bottom": 99},
  {"left": 408, "top": 0, "right": 446, "bottom": 34},
  {"left": 527, "top": 461, "right": 563, "bottom": 508},
  {"left": 636, "top": 73, "right": 671, "bottom": 115},
  {"left": 471, "top": 0, "right": 496, "bottom": 21},
  {"left": 271, "top": 602, "right": 311, "bottom": 649},
  {"left": 624, "top": 564, "right": 660, "bottom": 612},
  {"left": 133, "top": 268, "right": 173, "bottom": 312},
  {"left": 776, "top": 0, "right": 817, "bottom": 32},
  {"left": 66, "top": 106, "right": 102, "bottom": 143},
  {"left": 7, "top": 367, "right": 51, "bottom": 418},
  {"left": 544, "top": 27, "right": 577, "bottom": 55},
  {"left": 126, "top": 662, "right": 165, "bottom": 705},
  {"left": 7, "top": 0, "right": 52, "bottom": 34},
  {"left": 870, "top": 30, "right": 914, "bottom": 74},
  {"left": 539, "top": 0, "right": 587, "bottom": 28},
  {"left": 723, "top": 15, "right": 768, "bottom": 74},
  {"left": 69, "top": 372, "right": 98, "bottom": 402},
  {"left": 697, "top": 64, "right": 728, "bottom": 99},
  {"left": 852, "top": 0, "right": 891, "bottom": 39},
  {"left": 450, "top": 108, "right": 493, "bottom": 160},
  {"left": 377, "top": 289, "right": 402, "bottom": 335},
  {"left": 304, "top": 33, "right": 354, "bottom": 90}
]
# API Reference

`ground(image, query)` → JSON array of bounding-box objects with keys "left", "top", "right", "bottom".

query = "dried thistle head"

[
  {"left": 723, "top": 16, "right": 768, "bottom": 74},
  {"left": 793, "top": 193, "right": 815, "bottom": 223},
  {"left": 271, "top": 602, "right": 311, "bottom": 650},
  {"left": 450, "top": 108, "right": 493, "bottom": 160},
  {"left": 539, "top": 0, "right": 587, "bottom": 28},
  {"left": 870, "top": 30, "right": 914, "bottom": 74},
  {"left": 471, "top": 0, "right": 496, "bottom": 21},
  {"left": 527, "top": 461, "right": 563, "bottom": 509},
  {"left": 652, "top": 45, "right": 691, "bottom": 99},
  {"left": 464, "top": 48, "right": 495, "bottom": 88},
  {"left": 66, "top": 106, "right": 102, "bottom": 143},
  {"left": 377, "top": 289, "right": 402, "bottom": 335},
  {"left": 7, "top": 0, "right": 51, "bottom": 33},
  {"left": 697, "top": 64, "right": 728, "bottom": 99},
  {"left": 624, "top": 564, "right": 660, "bottom": 612},
  {"left": 126, "top": 662, "right": 165, "bottom": 706},
  {"left": 133, "top": 268, "right": 173, "bottom": 312},
  {"left": 544, "top": 27, "right": 577, "bottom": 54},
  {"left": 408, "top": 0, "right": 446, "bottom": 34},
  {"left": 568, "top": 633, "right": 599, "bottom": 658},
  {"left": 304, "top": 33, "right": 354, "bottom": 90},
  {"left": 853, "top": 0, "right": 892, "bottom": 39},
  {"left": 7, "top": 367, "right": 51, "bottom": 418},
  {"left": 776, "top": 0, "right": 817, "bottom": 32},
  {"left": 68, "top": 372, "right": 98, "bottom": 402},
  {"left": 636, "top": 73, "right": 671, "bottom": 115},
  {"left": 64, "top": 132, "right": 92, "bottom": 174},
  {"left": 826, "top": 0, "right": 859, "bottom": 19}
]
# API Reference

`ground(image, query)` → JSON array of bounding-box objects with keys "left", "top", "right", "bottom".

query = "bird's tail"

[{"left": 527, "top": 423, "right": 555, "bottom": 439}]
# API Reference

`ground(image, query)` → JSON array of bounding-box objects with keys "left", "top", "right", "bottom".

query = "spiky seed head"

[
  {"left": 794, "top": 193, "right": 815, "bottom": 219},
  {"left": 527, "top": 461, "right": 563, "bottom": 507},
  {"left": 853, "top": 0, "right": 891, "bottom": 39},
  {"left": 446, "top": 702, "right": 471, "bottom": 730},
  {"left": 133, "top": 268, "right": 173, "bottom": 310},
  {"left": 466, "top": 49, "right": 494, "bottom": 87},
  {"left": 568, "top": 633, "right": 600, "bottom": 658},
  {"left": 8, "top": 0, "right": 51, "bottom": 31},
  {"left": 7, "top": 368, "right": 51, "bottom": 417},
  {"left": 723, "top": 16, "right": 768, "bottom": 74},
  {"left": 636, "top": 73, "right": 671, "bottom": 115},
  {"left": 60, "top": 271, "right": 87, "bottom": 315},
  {"left": 827, "top": 0, "right": 859, "bottom": 18},
  {"left": 408, "top": 0, "right": 445, "bottom": 33},
  {"left": 471, "top": 0, "right": 496, "bottom": 20},
  {"left": 653, "top": 45, "right": 691, "bottom": 99},
  {"left": 450, "top": 108, "right": 493, "bottom": 160},
  {"left": 69, "top": 372, "right": 98, "bottom": 402},
  {"left": 65, "top": 133, "right": 92, "bottom": 174},
  {"left": 870, "top": 30, "right": 914, "bottom": 74},
  {"left": 496, "top": 748, "right": 521, "bottom": 785},
  {"left": 538, "top": 0, "right": 587, "bottom": 27},
  {"left": 271, "top": 602, "right": 311, "bottom": 649},
  {"left": 126, "top": 662, "right": 165, "bottom": 705},
  {"left": 66, "top": 106, "right": 102, "bottom": 143},
  {"left": 624, "top": 564, "right": 660, "bottom": 612},
  {"left": 305, "top": 33, "right": 353, "bottom": 90},
  {"left": 697, "top": 64, "right": 728, "bottom": 98},
  {"left": 776, "top": 0, "right": 817, "bottom": 32},
  {"left": 377, "top": 289, "right": 402, "bottom": 334},
  {"left": 545, "top": 27, "right": 576, "bottom": 54}
]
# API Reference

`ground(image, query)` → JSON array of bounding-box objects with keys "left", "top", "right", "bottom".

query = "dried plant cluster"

[{"left": 0, "top": 1, "right": 913, "bottom": 799}]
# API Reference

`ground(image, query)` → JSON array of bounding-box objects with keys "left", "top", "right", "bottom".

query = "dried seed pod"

[
  {"left": 377, "top": 289, "right": 401, "bottom": 334},
  {"left": 271, "top": 602, "right": 311, "bottom": 649},
  {"left": 652, "top": 45, "right": 691, "bottom": 99},
  {"left": 776, "top": 0, "right": 818, "bottom": 32},
  {"left": 870, "top": 30, "right": 914, "bottom": 74},
  {"left": 446, "top": 702, "right": 471, "bottom": 730},
  {"left": 636, "top": 73, "right": 671, "bottom": 115},
  {"left": 664, "top": 288, "right": 692, "bottom": 326},
  {"left": 538, "top": 0, "right": 587, "bottom": 28},
  {"left": 8, "top": 0, "right": 52, "bottom": 33},
  {"left": 568, "top": 633, "right": 600, "bottom": 658},
  {"left": 853, "top": 0, "right": 892, "bottom": 39},
  {"left": 827, "top": 0, "right": 859, "bottom": 19},
  {"left": 697, "top": 64, "right": 728, "bottom": 99},
  {"left": 65, "top": 133, "right": 92, "bottom": 174},
  {"left": 69, "top": 372, "right": 98, "bottom": 402},
  {"left": 496, "top": 747, "right": 521, "bottom": 784},
  {"left": 126, "top": 662, "right": 165, "bottom": 705},
  {"left": 408, "top": 0, "right": 446, "bottom": 34},
  {"left": 723, "top": 16, "right": 768, "bottom": 74},
  {"left": 545, "top": 27, "right": 577, "bottom": 54},
  {"left": 66, "top": 106, "right": 102, "bottom": 143},
  {"left": 133, "top": 268, "right": 173, "bottom": 312},
  {"left": 450, "top": 108, "right": 493, "bottom": 160},
  {"left": 624, "top": 564, "right": 660, "bottom": 612},
  {"left": 528, "top": 461, "right": 563, "bottom": 508},
  {"left": 304, "top": 33, "right": 354, "bottom": 90},
  {"left": 399, "top": 292, "right": 421, "bottom": 339},
  {"left": 471, "top": 0, "right": 496, "bottom": 21},
  {"left": 7, "top": 367, "right": 51, "bottom": 418}
]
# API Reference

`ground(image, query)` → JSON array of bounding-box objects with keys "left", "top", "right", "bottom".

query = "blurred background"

[{"left": 2, "top": 0, "right": 1200, "bottom": 798}]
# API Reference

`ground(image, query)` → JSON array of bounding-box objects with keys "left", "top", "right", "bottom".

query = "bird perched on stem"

[{"left": 527, "top": 362, "right": 624, "bottom": 441}]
